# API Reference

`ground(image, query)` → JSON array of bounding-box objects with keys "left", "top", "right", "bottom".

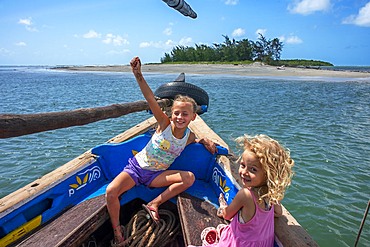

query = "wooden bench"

[
  {"left": 15, "top": 195, "right": 108, "bottom": 247},
  {"left": 177, "top": 192, "right": 228, "bottom": 246}
]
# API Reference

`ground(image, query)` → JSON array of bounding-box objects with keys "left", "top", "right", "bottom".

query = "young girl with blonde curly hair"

[{"left": 192, "top": 134, "right": 294, "bottom": 247}]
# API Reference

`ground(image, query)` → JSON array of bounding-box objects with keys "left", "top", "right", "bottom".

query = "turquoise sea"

[{"left": 0, "top": 66, "right": 369, "bottom": 246}]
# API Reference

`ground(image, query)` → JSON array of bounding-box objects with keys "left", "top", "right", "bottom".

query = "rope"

[{"left": 121, "top": 209, "right": 180, "bottom": 247}]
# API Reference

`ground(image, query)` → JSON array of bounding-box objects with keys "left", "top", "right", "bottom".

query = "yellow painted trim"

[{"left": 0, "top": 215, "right": 42, "bottom": 246}]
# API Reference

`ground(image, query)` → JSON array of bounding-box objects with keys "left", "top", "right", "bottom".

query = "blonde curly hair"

[{"left": 235, "top": 134, "right": 294, "bottom": 206}]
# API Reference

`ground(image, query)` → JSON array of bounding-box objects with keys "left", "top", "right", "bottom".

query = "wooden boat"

[{"left": 0, "top": 74, "right": 318, "bottom": 247}]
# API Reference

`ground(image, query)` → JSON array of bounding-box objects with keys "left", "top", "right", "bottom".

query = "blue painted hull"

[{"left": 0, "top": 126, "right": 237, "bottom": 246}]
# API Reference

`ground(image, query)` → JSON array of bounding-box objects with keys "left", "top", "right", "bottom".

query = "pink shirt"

[{"left": 192, "top": 189, "right": 275, "bottom": 247}]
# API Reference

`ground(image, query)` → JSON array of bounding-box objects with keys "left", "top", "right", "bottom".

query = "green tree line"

[
  {"left": 161, "top": 34, "right": 283, "bottom": 64},
  {"left": 161, "top": 34, "right": 333, "bottom": 67}
]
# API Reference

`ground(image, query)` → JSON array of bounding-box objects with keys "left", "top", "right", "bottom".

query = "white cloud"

[
  {"left": 288, "top": 0, "right": 331, "bottom": 15},
  {"left": 139, "top": 42, "right": 151, "bottom": 48},
  {"left": 139, "top": 41, "right": 165, "bottom": 49},
  {"left": 165, "top": 40, "right": 176, "bottom": 46},
  {"left": 0, "top": 48, "right": 11, "bottom": 55},
  {"left": 18, "top": 17, "right": 38, "bottom": 32},
  {"left": 342, "top": 2, "right": 370, "bottom": 27},
  {"left": 286, "top": 36, "right": 303, "bottom": 44},
  {"left": 280, "top": 35, "right": 303, "bottom": 44},
  {"left": 139, "top": 37, "right": 192, "bottom": 50},
  {"left": 224, "top": 0, "right": 239, "bottom": 5},
  {"left": 15, "top": 42, "right": 27, "bottom": 46},
  {"left": 255, "top": 28, "right": 267, "bottom": 37},
  {"left": 103, "top": 34, "right": 129, "bottom": 46},
  {"left": 163, "top": 27, "right": 172, "bottom": 36},
  {"left": 18, "top": 18, "right": 32, "bottom": 26},
  {"left": 179, "top": 37, "right": 193, "bottom": 46},
  {"left": 107, "top": 49, "right": 131, "bottom": 55},
  {"left": 83, "top": 30, "right": 101, "bottom": 39},
  {"left": 232, "top": 28, "right": 245, "bottom": 37},
  {"left": 81, "top": 31, "right": 129, "bottom": 46}
]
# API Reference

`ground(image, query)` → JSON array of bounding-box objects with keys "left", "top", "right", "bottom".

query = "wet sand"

[{"left": 54, "top": 63, "right": 370, "bottom": 79}]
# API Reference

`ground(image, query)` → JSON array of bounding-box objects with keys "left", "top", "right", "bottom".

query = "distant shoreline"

[{"left": 52, "top": 63, "right": 370, "bottom": 79}]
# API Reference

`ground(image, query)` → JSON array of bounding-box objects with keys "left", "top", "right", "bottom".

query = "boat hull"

[
  {"left": 0, "top": 116, "right": 236, "bottom": 246},
  {"left": 0, "top": 115, "right": 318, "bottom": 247}
]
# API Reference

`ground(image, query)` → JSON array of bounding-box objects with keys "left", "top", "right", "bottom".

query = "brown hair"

[{"left": 172, "top": 95, "right": 197, "bottom": 113}]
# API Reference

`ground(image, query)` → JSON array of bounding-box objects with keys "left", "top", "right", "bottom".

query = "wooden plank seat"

[
  {"left": 13, "top": 184, "right": 165, "bottom": 247},
  {"left": 15, "top": 195, "right": 107, "bottom": 247},
  {"left": 177, "top": 192, "right": 228, "bottom": 246}
]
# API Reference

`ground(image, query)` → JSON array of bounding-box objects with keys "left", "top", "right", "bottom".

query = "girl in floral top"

[{"left": 106, "top": 57, "right": 216, "bottom": 246}]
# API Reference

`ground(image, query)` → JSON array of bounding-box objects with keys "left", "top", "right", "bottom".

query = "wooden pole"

[
  {"left": 0, "top": 99, "right": 171, "bottom": 138},
  {"left": 354, "top": 200, "right": 370, "bottom": 247}
]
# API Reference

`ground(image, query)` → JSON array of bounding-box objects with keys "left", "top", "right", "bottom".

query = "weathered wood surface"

[
  {"left": 0, "top": 99, "right": 170, "bottom": 138},
  {"left": 177, "top": 192, "right": 228, "bottom": 246},
  {"left": 274, "top": 206, "right": 318, "bottom": 247},
  {"left": 16, "top": 195, "right": 107, "bottom": 247}
]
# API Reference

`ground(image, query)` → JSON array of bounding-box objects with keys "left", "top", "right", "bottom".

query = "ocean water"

[
  {"left": 321, "top": 66, "right": 370, "bottom": 73},
  {"left": 0, "top": 66, "right": 369, "bottom": 247}
]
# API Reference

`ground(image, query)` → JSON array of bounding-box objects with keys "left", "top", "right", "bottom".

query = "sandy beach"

[{"left": 54, "top": 63, "right": 370, "bottom": 79}]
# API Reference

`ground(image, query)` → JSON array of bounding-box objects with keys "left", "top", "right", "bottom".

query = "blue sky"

[{"left": 1, "top": 0, "right": 369, "bottom": 66}]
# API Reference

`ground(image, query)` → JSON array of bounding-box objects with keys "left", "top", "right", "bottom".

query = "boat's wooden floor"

[
  {"left": 15, "top": 195, "right": 108, "bottom": 247},
  {"left": 177, "top": 192, "right": 228, "bottom": 246},
  {"left": 15, "top": 192, "right": 224, "bottom": 247}
]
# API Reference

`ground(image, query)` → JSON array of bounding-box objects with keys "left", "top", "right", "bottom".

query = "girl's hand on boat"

[
  {"left": 197, "top": 138, "right": 217, "bottom": 154},
  {"left": 217, "top": 206, "right": 226, "bottom": 217},
  {"left": 219, "top": 193, "right": 228, "bottom": 207},
  {"left": 217, "top": 193, "right": 228, "bottom": 217}
]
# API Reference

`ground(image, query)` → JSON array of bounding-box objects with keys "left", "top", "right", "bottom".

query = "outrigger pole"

[
  {"left": 0, "top": 99, "right": 171, "bottom": 139},
  {"left": 162, "top": 0, "right": 197, "bottom": 19}
]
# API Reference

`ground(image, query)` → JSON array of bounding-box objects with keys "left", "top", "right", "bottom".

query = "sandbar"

[{"left": 54, "top": 63, "right": 370, "bottom": 79}]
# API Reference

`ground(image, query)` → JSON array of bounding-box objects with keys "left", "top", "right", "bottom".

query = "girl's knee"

[
  {"left": 183, "top": 171, "right": 195, "bottom": 187},
  {"left": 105, "top": 184, "right": 118, "bottom": 202}
]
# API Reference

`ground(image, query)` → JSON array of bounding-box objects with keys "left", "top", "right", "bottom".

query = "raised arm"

[{"left": 130, "top": 57, "right": 169, "bottom": 129}]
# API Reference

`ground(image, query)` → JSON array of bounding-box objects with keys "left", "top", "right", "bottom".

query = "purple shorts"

[{"left": 123, "top": 157, "right": 163, "bottom": 186}]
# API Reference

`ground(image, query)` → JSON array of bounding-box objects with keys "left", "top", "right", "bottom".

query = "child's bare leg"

[
  {"left": 105, "top": 172, "right": 135, "bottom": 242},
  {"left": 146, "top": 170, "right": 195, "bottom": 220}
]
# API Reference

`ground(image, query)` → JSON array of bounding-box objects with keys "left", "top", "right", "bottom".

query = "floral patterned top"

[{"left": 136, "top": 123, "right": 190, "bottom": 171}]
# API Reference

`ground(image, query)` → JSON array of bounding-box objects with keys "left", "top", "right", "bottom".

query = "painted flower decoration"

[{"left": 69, "top": 173, "right": 89, "bottom": 189}]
